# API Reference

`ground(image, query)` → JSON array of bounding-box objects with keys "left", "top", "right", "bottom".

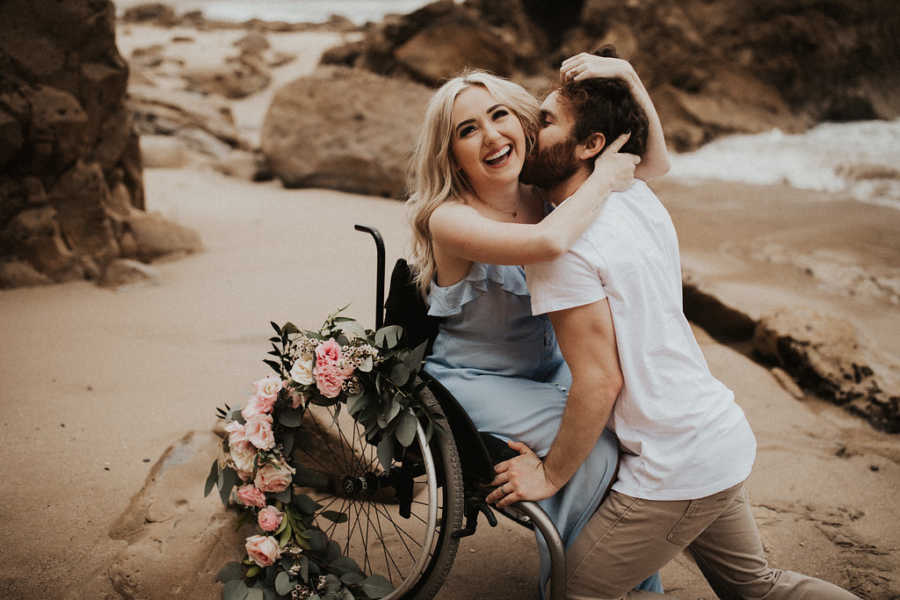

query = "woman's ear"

[{"left": 576, "top": 132, "right": 607, "bottom": 160}]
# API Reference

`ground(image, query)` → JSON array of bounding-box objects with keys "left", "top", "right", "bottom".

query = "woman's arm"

[
  {"left": 429, "top": 135, "right": 637, "bottom": 266},
  {"left": 561, "top": 53, "right": 671, "bottom": 179}
]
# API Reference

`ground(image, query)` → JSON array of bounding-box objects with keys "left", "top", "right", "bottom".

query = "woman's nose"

[{"left": 482, "top": 123, "right": 502, "bottom": 143}]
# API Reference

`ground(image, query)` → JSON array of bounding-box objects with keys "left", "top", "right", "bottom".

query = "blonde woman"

[{"left": 407, "top": 55, "right": 670, "bottom": 595}]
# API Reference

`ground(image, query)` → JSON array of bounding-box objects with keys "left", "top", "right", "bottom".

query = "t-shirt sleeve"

[{"left": 526, "top": 245, "right": 606, "bottom": 315}]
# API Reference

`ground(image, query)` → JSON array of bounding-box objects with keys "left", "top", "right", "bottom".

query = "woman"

[{"left": 407, "top": 54, "right": 670, "bottom": 595}]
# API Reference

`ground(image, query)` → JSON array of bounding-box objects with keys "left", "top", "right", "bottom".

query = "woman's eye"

[
  {"left": 459, "top": 125, "right": 475, "bottom": 138},
  {"left": 492, "top": 109, "right": 509, "bottom": 120}
]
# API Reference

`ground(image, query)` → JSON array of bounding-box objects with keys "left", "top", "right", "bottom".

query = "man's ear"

[{"left": 576, "top": 132, "right": 606, "bottom": 160}]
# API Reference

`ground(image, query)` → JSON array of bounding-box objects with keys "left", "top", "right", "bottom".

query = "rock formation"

[
  {"left": 0, "top": 0, "right": 200, "bottom": 288},
  {"left": 261, "top": 67, "right": 432, "bottom": 198},
  {"left": 321, "top": 0, "right": 900, "bottom": 151}
]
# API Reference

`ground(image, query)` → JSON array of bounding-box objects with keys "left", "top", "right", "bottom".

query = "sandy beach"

[{"left": 1, "top": 11, "right": 898, "bottom": 600}]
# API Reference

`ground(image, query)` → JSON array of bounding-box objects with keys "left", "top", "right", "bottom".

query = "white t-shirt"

[{"left": 526, "top": 180, "right": 757, "bottom": 501}]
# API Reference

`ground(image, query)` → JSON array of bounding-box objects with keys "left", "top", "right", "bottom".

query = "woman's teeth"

[{"left": 485, "top": 146, "right": 511, "bottom": 165}]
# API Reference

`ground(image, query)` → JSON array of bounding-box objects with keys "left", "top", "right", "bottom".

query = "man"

[{"left": 487, "top": 53, "right": 860, "bottom": 600}]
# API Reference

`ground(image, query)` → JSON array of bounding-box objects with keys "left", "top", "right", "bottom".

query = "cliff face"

[
  {"left": 321, "top": 0, "right": 900, "bottom": 150},
  {"left": 0, "top": 0, "right": 198, "bottom": 288}
]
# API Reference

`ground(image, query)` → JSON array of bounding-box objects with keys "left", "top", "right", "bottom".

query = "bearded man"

[{"left": 487, "top": 52, "right": 861, "bottom": 600}]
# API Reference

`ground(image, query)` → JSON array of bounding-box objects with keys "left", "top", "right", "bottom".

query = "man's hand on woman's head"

[
  {"left": 591, "top": 132, "right": 640, "bottom": 193},
  {"left": 560, "top": 52, "right": 636, "bottom": 84},
  {"left": 486, "top": 440, "right": 561, "bottom": 507}
]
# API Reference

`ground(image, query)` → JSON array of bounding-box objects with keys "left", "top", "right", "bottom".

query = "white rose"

[{"left": 290, "top": 357, "right": 314, "bottom": 385}]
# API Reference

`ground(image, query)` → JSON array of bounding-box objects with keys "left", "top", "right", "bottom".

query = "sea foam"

[{"left": 669, "top": 119, "right": 900, "bottom": 210}]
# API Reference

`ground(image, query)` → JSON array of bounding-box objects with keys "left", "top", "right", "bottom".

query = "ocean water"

[
  {"left": 669, "top": 119, "right": 900, "bottom": 210},
  {"left": 115, "top": 0, "right": 439, "bottom": 24}
]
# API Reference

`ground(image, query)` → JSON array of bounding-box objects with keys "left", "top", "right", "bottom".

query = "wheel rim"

[{"left": 293, "top": 402, "right": 443, "bottom": 598}]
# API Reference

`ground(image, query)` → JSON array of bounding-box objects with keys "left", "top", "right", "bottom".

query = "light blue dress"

[{"left": 423, "top": 262, "right": 662, "bottom": 596}]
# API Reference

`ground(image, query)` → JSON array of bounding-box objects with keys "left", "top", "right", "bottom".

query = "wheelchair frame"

[{"left": 355, "top": 225, "right": 567, "bottom": 600}]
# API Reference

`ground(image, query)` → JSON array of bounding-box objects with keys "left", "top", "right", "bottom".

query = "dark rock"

[
  {"left": 182, "top": 56, "right": 271, "bottom": 99},
  {"left": 99, "top": 258, "right": 159, "bottom": 287},
  {"left": 51, "top": 161, "right": 119, "bottom": 261},
  {"left": 261, "top": 67, "right": 432, "bottom": 198},
  {"left": 753, "top": 308, "right": 899, "bottom": 433},
  {"left": 125, "top": 212, "right": 202, "bottom": 261},
  {"left": 394, "top": 18, "right": 518, "bottom": 85},
  {"left": 0, "top": 260, "right": 53, "bottom": 288},
  {"left": 0, "top": 106, "right": 24, "bottom": 167},
  {"left": 121, "top": 3, "right": 177, "bottom": 26},
  {"left": 233, "top": 32, "right": 270, "bottom": 54}
]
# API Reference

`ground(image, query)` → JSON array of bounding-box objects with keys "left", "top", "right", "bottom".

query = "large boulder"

[
  {"left": 0, "top": 0, "right": 200, "bottom": 287},
  {"left": 261, "top": 67, "right": 432, "bottom": 198},
  {"left": 182, "top": 53, "right": 272, "bottom": 99},
  {"left": 753, "top": 308, "right": 899, "bottom": 433}
]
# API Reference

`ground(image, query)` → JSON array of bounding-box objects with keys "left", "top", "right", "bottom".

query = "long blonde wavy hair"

[{"left": 407, "top": 71, "right": 541, "bottom": 297}]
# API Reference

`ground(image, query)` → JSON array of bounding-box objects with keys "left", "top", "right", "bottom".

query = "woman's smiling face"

[{"left": 450, "top": 85, "right": 527, "bottom": 192}]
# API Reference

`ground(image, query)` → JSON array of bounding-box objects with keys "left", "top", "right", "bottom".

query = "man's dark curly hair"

[{"left": 558, "top": 47, "right": 649, "bottom": 157}]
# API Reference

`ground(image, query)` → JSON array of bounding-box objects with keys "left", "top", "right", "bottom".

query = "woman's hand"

[
  {"left": 486, "top": 441, "right": 561, "bottom": 507},
  {"left": 591, "top": 132, "right": 640, "bottom": 192},
  {"left": 560, "top": 52, "right": 635, "bottom": 84}
]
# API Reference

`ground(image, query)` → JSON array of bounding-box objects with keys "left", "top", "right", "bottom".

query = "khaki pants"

[{"left": 566, "top": 483, "right": 860, "bottom": 600}]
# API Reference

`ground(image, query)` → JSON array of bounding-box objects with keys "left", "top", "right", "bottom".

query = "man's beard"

[{"left": 520, "top": 136, "right": 580, "bottom": 189}]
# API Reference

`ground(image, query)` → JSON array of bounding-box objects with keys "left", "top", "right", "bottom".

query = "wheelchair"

[{"left": 289, "top": 225, "right": 567, "bottom": 600}]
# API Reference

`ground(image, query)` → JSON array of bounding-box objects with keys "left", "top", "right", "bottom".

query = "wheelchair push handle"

[{"left": 354, "top": 224, "right": 385, "bottom": 330}]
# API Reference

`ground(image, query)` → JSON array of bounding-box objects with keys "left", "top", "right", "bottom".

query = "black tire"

[{"left": 292, "top": 384, "right": 463, "bottom": 600}]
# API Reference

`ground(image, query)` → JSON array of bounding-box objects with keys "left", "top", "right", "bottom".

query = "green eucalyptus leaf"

[
  {"left": 376, "top": 436, "right": 394, "bottom": 470},
  {"left": 204, "top": 459, "right": 219, "bottom": 497},
  {"left": 329, "top": 556, "right": 362, "bottom": 576},
  {"left": 377, "top": 396, "right": 401, "bottom": 429},
  {"left": 341, "top": 589, "right": 355, "bottom": 600},
  {"left": 245, "top": 565, "right": 260, "bottom": 578},
  {"left": 263, "top": 359, "right": 282, "bottom": 375},
  {"left": 347, "top": 392, "right": 369, "bottom": 417},
  {"left": 283, "top": 322, "right": 299, "bottom": 335},
  {"left": 308, "top": 529, "right": 327, "bottom": 552},
  {"left": 300, "top": 555, "right": 310, "bottom": 583},
  {"left": 404, "top": 340, "right": 429, "bottom": 374},
  {"left": 246, "top": 589, "right": 264, "bottom": 600},
  {"left": 340, "top": 571, "right": 365, "bottom": 586},
  {"left": 292, "top": 494, "right": 322, "bottom": 515},
  {"left": 360, "top": 575, "right": 394, "bottom": 599},
  {"left": 273, "top": 488, "right": 291, "bottom": 503},
  {"left": 274, "top": 571, "right": 293, "bottom": 595},
  {"left": 389, "top": 362, "right": 410, "bottom": 386},
  {"left": 224, "top": 579, "right": 249, "bottom": 600},
  {"left": 278, "top": 407, "right": 303, "bottom": 428},
  {"left": 215, "top": 561, "right": 244, "bottom": 583},
  {"left": 395, "top": 409, "right": 418, "bottom": 448},
  {"left": 325, "top": 541, "right": 341, "bottom": 563},
  {"left": 219, "top": 467, "right": 238, "bottom": 506},
  {"left": 374, "top": 325, "right": 402, "bottom": 350},
  {"left": 321, "top": 510, "right": 349, "bottom": 523},
  {"left": 283, "top": 430, "right": 295, "bottom": 455}
]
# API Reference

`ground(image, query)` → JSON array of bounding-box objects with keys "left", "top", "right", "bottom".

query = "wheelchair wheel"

[{"left": 292, "top": 385, "right": 463, "bottom": 600}]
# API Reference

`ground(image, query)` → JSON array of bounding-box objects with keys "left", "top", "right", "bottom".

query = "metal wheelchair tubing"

[{"left": 513, "top": 501, "right": 567, "bottom": 600}]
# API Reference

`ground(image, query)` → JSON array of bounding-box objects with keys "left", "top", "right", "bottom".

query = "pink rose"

[
  {"left": 255, "top": 458, "right": 295, "bottom": 493},
  {"left": 245, "top": 535, "right": 281, "bottom": 567},
  {"left": 253, "top": 374, "right": 283, "bottom": 402},
  {"left": 257, "top": 506, "right": 283, "bottom": 532},
  {"left": 225, "top": 421, "right": 247, "bottom": 447},
  {"left": 315, "top": 339, "right": 342, "bottom": 365},
  {"left": 242, "top": 393, "right": 277, "bottom": 420},
  {"left": 229, "top": 440, "right": 257, "bottom": 481},
  {"left": 313, "top": 361, "right": 347, "bottom": 399},
  {"left": 235, "top": 484, "right": 266, "bottom": 508},
  {"left": 244, "top": 414, "right": 275, "bottom": 450}
]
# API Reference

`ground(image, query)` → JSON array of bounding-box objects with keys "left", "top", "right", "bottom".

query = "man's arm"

[{"left": 486, "top": 298, "right": 623, "bottom": 507}]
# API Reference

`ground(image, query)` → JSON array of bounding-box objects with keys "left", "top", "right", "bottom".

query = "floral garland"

[{"left": 205, "top": 308, "right": 435, "bottom": 600}]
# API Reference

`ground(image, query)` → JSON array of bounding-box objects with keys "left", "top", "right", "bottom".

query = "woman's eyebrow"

[{"left": 455, "top": 104, "right": 506, "bottom": 133}]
